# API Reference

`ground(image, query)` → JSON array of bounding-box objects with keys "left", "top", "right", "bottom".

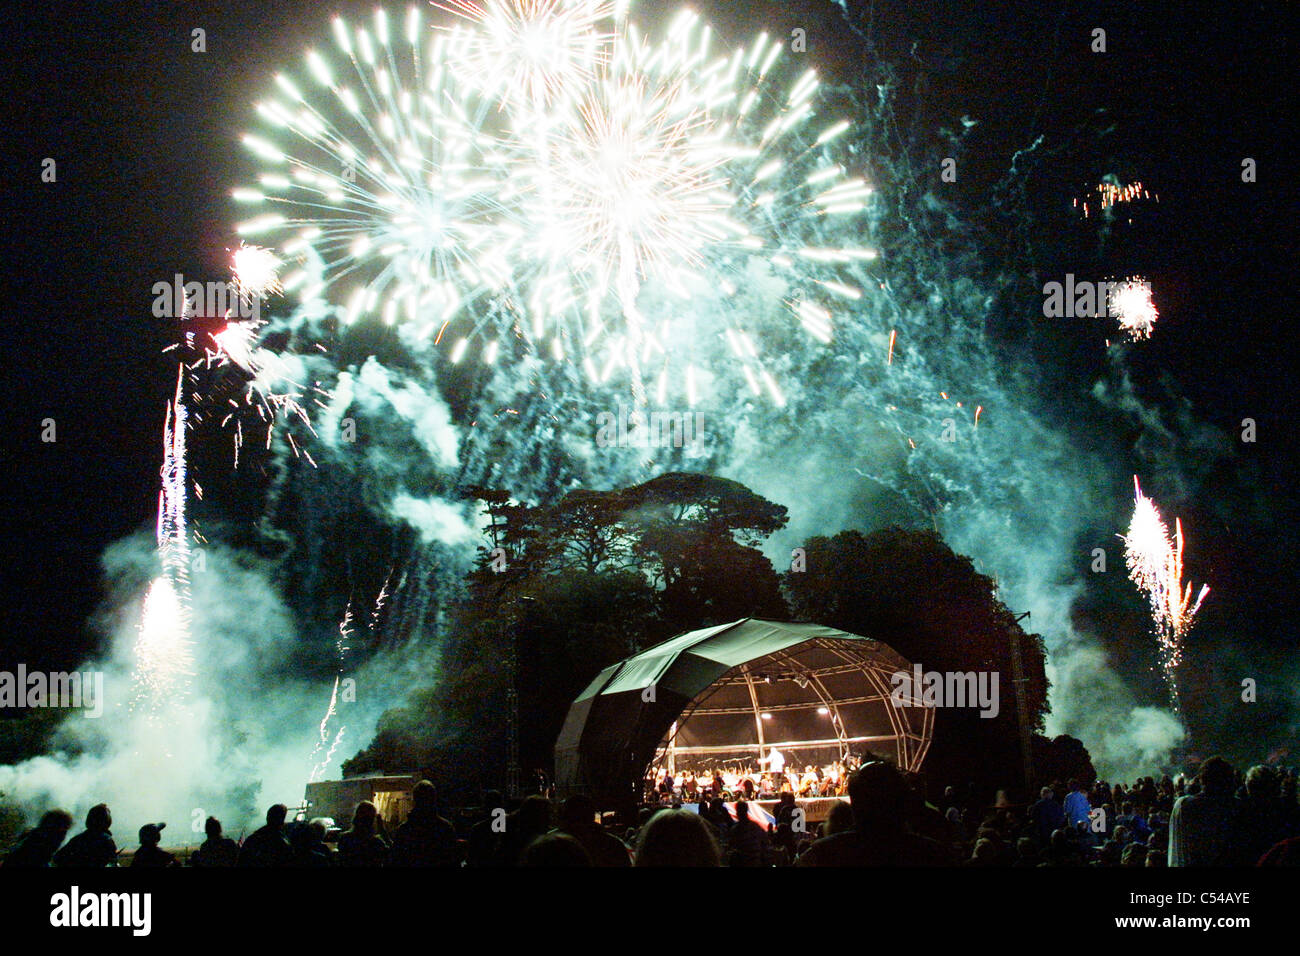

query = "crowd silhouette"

[{"left": 4, "top": 756, "right": 1298, "bottom": 867}]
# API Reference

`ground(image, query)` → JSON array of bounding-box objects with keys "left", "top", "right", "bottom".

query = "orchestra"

[{"left": 646, "top": 754, "right": 860, "bottom": 804}]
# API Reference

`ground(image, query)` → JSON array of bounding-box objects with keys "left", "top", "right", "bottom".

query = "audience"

[{"left": 6, "top": 759, "right": 1297, "bottom": 868}]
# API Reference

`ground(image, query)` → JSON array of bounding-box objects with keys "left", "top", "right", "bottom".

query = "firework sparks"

[
  {"left": 232, "top": 244, "right": 283, "bottom": 298},
  {"left": 308, "top": 575, "right": 390, "bottom": 781},
  {"left": 1120, "top": 476, "right": 1211, "bottom": 710},
  {"left": 1109, "top": 278, "right": 1158, "bottom": 340},
  {"left": 435, "top": 0, "right": 615, "bottom": 114},
  {"left": 1075, "top": 175, "right": 1158, "bottom": 220},
  {"left": 234, "top": 3, "right": 879, "bottom": 401},
  {"left": 206, "top": 319, "right": 318, "bottom": 465}
]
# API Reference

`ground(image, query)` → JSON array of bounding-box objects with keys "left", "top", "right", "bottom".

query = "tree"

[
  {"left": 348, "top": 474, "right": 791, "bottom": 791},
  {"left": 784, "top": 527, "right": 1050, "bottom": 795}
]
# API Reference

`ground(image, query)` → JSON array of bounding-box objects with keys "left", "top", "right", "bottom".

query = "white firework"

[
  {"left": 1109, "top": 278, "right": 1158, "bottom": 340},
  {"left": 234, "top": 4, "right": 879, "bottom": 403},
  {"left": 435, "top": 0, "right": 616, "bottom": 115},
  {"left": 235, "top": 7, "right": 525, "bottom": 344}
]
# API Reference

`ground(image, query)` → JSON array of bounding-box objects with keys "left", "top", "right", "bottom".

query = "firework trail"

[
  {"left": 1121, "top": 476, "right": 1211, "bottom": 710},
  {"left": 307, "top": 603, "right": 352, "bottom": 783},
  {"left": 308, "top": 575, "right": 391, "bottom": 782},
  {"left": 307, "top": 674, "right": 345, "bottom": 784},
  {"left": 133, "top": 367, "right": 195, "bottom": 708}
]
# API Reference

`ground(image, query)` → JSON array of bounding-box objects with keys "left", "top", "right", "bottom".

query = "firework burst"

[
  {"left": 234, "top": 3, "right": 878, "bottom": 404},
  {"left": 232, "top": 243, "right": 284, "bottom": 298},
  {"left": 1109, "top": 278, "right": 1158, "bottom": 341},
  {"left": 235, "top": 8, "right": 524, "bottom": 343}
]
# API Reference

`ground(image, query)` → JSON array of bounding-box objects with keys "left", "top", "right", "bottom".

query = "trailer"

[{"left": 303, "top": 773, "right": 418, "bottom": 830}]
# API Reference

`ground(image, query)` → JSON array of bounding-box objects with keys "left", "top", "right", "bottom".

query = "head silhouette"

[
  {"left": 350, "top": 800, "right": 378, "bottom": 833},
  {"left": 412, "top": 780, "right": 438, "bottom": 812},
  {"left": 516, "top": 795, "right": 551, "bottom": 835},
  {"left": 521, "top": 832, "right": 591, "bottom": 867},
  {"left": 635, "top": 810, "right": 721, "bottom": 867},
  {"left": 1197, "top": 756, "right": 1235, "bottom": 796},
  {"left": 847, "top": 762, "right": 907, "bottom": 830},
  {"left": 559, "top": 794, "right": 598, "bottom": 831},
  {"left": 85, "top": 804, "right": 111, "bottom": 833},
  {"left": 40, "top": 810, "right": 74, "bottom": 833}
]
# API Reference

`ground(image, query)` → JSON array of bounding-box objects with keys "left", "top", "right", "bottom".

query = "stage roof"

[{"left": 555, "top": 618, "right": 932, "bottom": 807}]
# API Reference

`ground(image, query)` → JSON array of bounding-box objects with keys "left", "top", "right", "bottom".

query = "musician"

[
  {"left": 763, "top": 747, "right": 786, "bottom": 775},
  {"left": 658, "top": 770, "right": 675, "bottom": 796}
]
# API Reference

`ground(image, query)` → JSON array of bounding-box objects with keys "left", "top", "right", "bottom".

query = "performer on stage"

[{"left": 760, "top": 747, "right": 785, "bottom": 774}]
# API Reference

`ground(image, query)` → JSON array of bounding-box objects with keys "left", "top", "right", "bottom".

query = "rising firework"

[
  {"left": 1121, "top": 476, "right": 1211, "bottom": 710},
  {"left": 134, "top": 368, "right": 194, "bottom": 707},
  {"left": 308, "top": 576, "right": 390, "bottom": 782}
]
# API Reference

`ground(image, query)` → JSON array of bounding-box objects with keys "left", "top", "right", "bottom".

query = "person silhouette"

[
  {"left": 131, "top": 823, "right": 176, "bottom": 867},
  {"left": 2, "top": 809, "right": 73, "bottom": 867},
  {"left": 237, "top": 804, "right": 293, "bottom": 867},
  {"left": 388, "top": 780, "right": 460, "bottom": 867},
  {"left": 338, "top": 800, "right": 389, "bottom": 866},
  {"left": 52, "top": 804, "right": 117, "bottom": 867},
  {"left": 190, "top": 817, "right": 239, "bottom": 867}
]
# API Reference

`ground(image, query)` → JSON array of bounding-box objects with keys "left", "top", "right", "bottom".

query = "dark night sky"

[{"left": 1, "top": 1, "right": 1295, "bottom": 721}]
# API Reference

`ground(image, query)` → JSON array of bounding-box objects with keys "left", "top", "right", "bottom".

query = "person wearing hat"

[{"left": 130, "top": 822, "right": 176, "bottom": 867}]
